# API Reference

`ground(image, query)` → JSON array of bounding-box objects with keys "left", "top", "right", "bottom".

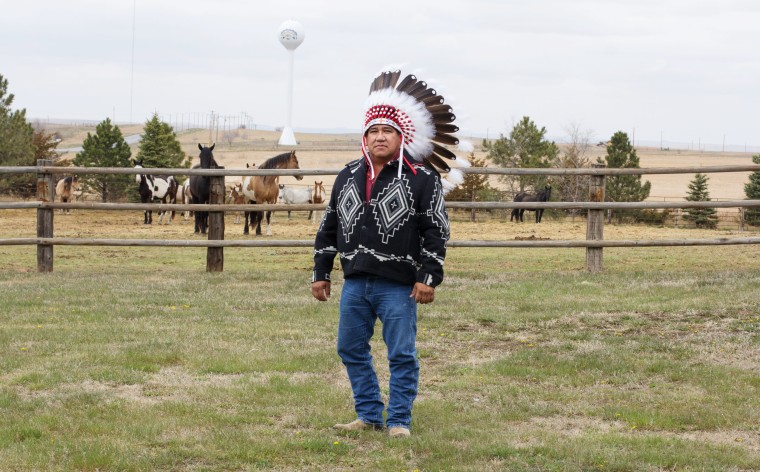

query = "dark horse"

[
  {"left": 189, "top": 143, "right": 218, "bottom": 234},
  {"left": 135, "top": 161, "right": 179, "bottom": 225},
  {"left": 510, "top": 185, "right": 552, "bottom": 223}
]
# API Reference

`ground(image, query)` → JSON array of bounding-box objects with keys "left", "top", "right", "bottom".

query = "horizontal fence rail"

[
  {"left": 2, "top": 162, "right": 759, "bottom": 273},
  {"left": 2, "top": 237, "right": 760, "bottom": 248},
  {"left": 3, "top": 200, "right": 760, "bottom": 212},
  {"left": 3, "top": 164, "right": 760, "bottom": 177}
]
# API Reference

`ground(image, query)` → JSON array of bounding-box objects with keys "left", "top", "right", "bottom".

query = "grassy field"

[{"left": 0, "top": 209, "right": 759, "bottom": 471}]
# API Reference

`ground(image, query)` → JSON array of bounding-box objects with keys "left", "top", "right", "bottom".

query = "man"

[{"left": 312, "top": 68, "right": 461, "bottom": 438}]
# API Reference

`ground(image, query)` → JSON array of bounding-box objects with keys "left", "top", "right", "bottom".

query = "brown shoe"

[
  {"left": 388, "top": 426, "right": 411, "bottom": 438},
  {"left": 333, "top": 419, "right": 382, "bottom": 431}
]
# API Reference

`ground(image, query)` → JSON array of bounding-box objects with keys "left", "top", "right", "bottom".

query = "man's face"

[{"left": 366, "top": 124, "right": 402, "bottom": 162}]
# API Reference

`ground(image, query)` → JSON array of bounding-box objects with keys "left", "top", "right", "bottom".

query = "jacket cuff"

[
  {"left": 415, "top": 272, "right": 439, "bottom": 288},
  {"left": 312, "top": 270, "right": 331, "bottom": 283}
]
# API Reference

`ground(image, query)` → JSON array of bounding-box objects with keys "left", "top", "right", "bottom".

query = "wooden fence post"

[
  {"left": 207, "top": 174, "right": 225, "bottom": 272},
  {"left": 586, "top": 163, "right": 605, "bottom": 272},
  {"left": 36, "top": 159, "right": 54, "bottom": 272}
]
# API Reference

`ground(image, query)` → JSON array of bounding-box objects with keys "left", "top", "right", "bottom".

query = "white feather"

[
  {"left": 457, "top": 140, "right": 474, "bottom": 153},
  {"left": 441, "top": 178, "right": 456, "bottom": 195},
  {"left": 447, "top": 168, "right": 465, "bottom": 186}
]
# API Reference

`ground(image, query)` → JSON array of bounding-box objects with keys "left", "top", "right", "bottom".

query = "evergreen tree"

[
  {"left": 445, "top": 152, "right": 495, "bottom": 222},
  {"left": 135, "top": 114, "right": 190, "bottom": 169},
  {"left": 599, "top": 131, "right": 651, "bottom": 223},
  {"left": 743, "top": 154, "right": 760, "bottom": 226},
  {"left": 73, "top": 118, "right": 132, "bottom": 202},
  {"left": 683, "top": 173, "right": 718, "bottom": 229},
  {"left": 483, "top": 116, "right": 559, "bottom": 193},
  {"left": 0, "top": 74, "right": 35, "bottom": 197}
]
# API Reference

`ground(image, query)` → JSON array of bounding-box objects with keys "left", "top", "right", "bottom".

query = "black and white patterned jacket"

[{"left": 313, "top": 157, "right": 449, "bottom": 288}]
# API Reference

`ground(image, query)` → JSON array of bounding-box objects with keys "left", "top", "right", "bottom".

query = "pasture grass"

[{"left": 0, "top": 214, "right": 759, "bottom": 470}]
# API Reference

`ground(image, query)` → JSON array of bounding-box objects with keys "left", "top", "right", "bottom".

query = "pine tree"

[
  {"left": 445, "top": 153, "right": 495, "bottom": 222},
  {"left": 0, "top": 74, "right": 35, "bottom": 197},
  {"left": 135, "top": 114, "right": 190, "bottom": 169},
  {"left": 683, "top": 173, "right": 718, "bottom": 228},
  {"left": 73, "top": 118, "right": 133, "bottom": 202},
  {"left": 743, "top": 154, "right": 760, "bottom": 226},
  {"left": 483, "top": 116, "right": 559, "bottom": 193},
  {"left": 599, "top": 131, "right": 651, "bottom": 223}
]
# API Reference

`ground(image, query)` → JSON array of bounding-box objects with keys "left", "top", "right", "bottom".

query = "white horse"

[{"left": 278, "top": 184, "right": 312, "bottom": 220}]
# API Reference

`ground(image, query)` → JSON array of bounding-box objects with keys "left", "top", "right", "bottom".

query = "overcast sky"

[{"left": 3, "top": 0, "right": 759, "bottom": 149}]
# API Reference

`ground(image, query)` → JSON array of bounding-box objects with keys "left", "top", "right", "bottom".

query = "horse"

[
  {"left": 278, "top": 184, "right": 312, "bottom": 220},
  {"left": 227, "top": 182, "right": 246, "bottom": 224},
  {"left": 55, "top": 176, "right": 80, "bottom": 214},
  {"left": 311, "top": 180, "right": 326, "bottom": 224},
  {"left": 175, "top": 179, "right": 192, "bottom": 220},
  {"left": 511, "top": 185, "right": 552, "bottom": 223},
  {"left": 241, "top": 150, "right": 302, "bottom": 236},
  {"left": 134, "top": 161, "right": 178, "bottom": 225},
  {"left": 188, "top": 143, "right": 218, "bottom": 234}
]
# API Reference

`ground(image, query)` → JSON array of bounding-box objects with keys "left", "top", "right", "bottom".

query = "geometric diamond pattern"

[
  {"left": 372, "top": 176, "right": 414, "bottom": 244},
  {"left": 337, "top": 180, "right": 364, "bottom": 243},
  {"left": 428, "top": 179, "right": 450, "bottom": 238}
]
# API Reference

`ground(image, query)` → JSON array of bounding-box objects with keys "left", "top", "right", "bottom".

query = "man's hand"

[
  {"left": 311, "top": 281, "right": 331, "bottom": 301},
  {"left": 410, "top": 282, "right": 435, "bottom": 304}
]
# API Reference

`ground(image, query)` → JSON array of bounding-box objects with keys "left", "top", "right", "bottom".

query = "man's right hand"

[{"left": 311, "top": 281, "right": 331, "bottom": 301}]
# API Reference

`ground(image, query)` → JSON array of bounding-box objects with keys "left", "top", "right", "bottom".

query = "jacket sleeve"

[
  {"left": 312, "top": 177, "right": 340, "bottom": 283},
  {"left": 415, "top": 174, "right": 449, "bottom": 287}
]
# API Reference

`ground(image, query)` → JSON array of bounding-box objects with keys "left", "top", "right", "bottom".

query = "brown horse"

[
  {"left": 55, "top": 176, "right": 80, "bottom": 214},
  {"left": 242, "top": 150, "right": 302, "bottom": 235},
  {"left": 311, "top": 180, "right": 326, "bottom": 224}
]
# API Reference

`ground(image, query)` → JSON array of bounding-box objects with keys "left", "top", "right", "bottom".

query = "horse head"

[
  {"left": 313, "top": 181, "right": 326, "bottom": 203},
  {"left": 287, "top": 150, "right": 303, "bottom": 181},
  {"left": 541, "top": 185, "right": 552, "bottom": 201},
  {"left": 197, "top": 143, "right": 217, "bottom": 169}
]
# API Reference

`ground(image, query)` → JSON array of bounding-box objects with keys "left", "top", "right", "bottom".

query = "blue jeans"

[{"left": 337, "top": 276, "right": 419, "bottom": 429}]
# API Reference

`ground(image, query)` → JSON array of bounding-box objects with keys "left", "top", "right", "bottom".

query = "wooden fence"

[{"left": 2, "top": 160, "right": 760, "bottom": 273}]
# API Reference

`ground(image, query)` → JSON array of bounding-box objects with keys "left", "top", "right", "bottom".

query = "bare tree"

[{"left": 555, "top": 122, "right": 593, "bottom": 221}]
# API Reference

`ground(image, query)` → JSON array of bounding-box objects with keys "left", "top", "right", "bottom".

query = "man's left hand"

[{"left": 410, "top": 282, "right": 435, "bottom": 304}]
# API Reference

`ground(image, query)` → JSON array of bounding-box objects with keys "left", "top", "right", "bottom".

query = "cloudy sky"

[{"left": 3, "top": 0, "right": 759, "bottom": 149}]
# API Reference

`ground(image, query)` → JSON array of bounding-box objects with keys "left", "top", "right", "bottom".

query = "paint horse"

[
  {"left": 241, "top": 150, "right": 302, "bottom": 236},
  {"left": 188, "top": 143, "right": 218, "bottom": 234},
  {"left": 510, "top": 184, "right": 552, "bottom": 223},
  {"left": 176, "top": 179, "right": 192, "bottom": 220},
  {"left": 55, "top": 176, "right": 80, "bottom": 214},
  {"left": 135, "top": 161, "right": 178, "bottom": 224}
]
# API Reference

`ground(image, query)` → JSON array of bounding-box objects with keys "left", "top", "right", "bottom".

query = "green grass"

[{"left": 1, "top": 242, "right": 759, "bottom": 471}]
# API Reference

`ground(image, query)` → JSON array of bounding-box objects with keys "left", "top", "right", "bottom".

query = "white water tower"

[{"left": 277, "top": 20, "right": 305, "bottom": 146}]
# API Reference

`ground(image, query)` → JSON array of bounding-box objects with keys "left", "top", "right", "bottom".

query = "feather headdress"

[{"left": 362, "top": 67, "right": 470, "bottom": 188}]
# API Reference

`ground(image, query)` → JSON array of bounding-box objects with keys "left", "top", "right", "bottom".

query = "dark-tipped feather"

[
  {"left": 380, "top": 72, "right": 393, "bottom": 89},
  {"left": 396, "top": 74, "right": 417, "bottom": 93},
  {"left": 423, "top": 95, "right": 444, "bottom": 105},
  {"left": 432, "top": 113, "right": 456, "bottom": 124},
  {"left": 370, "top": 74, "right": 385, "bottom": 94},
  {"left": 387, "top": 70, "right": 401, "bottom": 89},
  {"left": 425, "top": 153, "right": 451, "bottom": 172},
  {"left": 432, "top": 143, "right": 457, "bottom": 160},
  {"left": 406, "top": 81, "right": 427, "bottom": 97},
  {"left": 435, "top": 123, "right": 459, "bottom": 134},
  {"left": 433, "top": 132, "right": 460, "bottom": 146},
  {"left": 427, "top": 104, "right": 453, "bottom": 114},
  {"left": 412, "top": 87, "right": 436, "bottom": 100}
]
